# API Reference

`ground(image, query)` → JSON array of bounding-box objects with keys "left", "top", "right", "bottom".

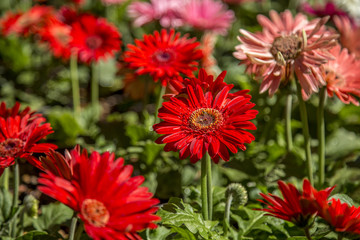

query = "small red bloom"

[
  {"left": 154, "top": 70, "right": 257, "bottom": 163},
  {"left": 0, "top": 11, "right": 23, "bottom": 36},
  {"left": 124, "top": 29, "right": 203, "bottom": 86},
  {"left": 319, "top": 198, "right": 360, "bottom": 236},
  {"left": 69, "top": 14, "right": 121, "bottom": 63},
  {"left": 38, "top": 148, "right": 160, "bottom": 240},
  {"left": 258, "top": 179, "right": 335, "bottom": 227},
  {"left": 0, "top": 103, "right": 57, "bottom": 170}
]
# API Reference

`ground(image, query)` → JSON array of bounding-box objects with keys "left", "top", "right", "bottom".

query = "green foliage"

[
  {"left": 32, "top": 203, "right": 73, "bottom": 232},
  {"left": 15, "top": 231, "right": 58, "bottom": 240}
]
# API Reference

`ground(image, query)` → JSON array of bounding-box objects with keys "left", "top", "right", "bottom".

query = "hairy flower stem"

[
  {"left": 154, "top": 85, "right": 166, "bottom": 124},
  {"left": 91, "top": 62, "right": 100, "bottom": 119},
  {"left": 11, "top": 161, "right": 20, "bottom": 238},
  {"left": 295, "top": 81, "right": 313, "bottom": 184},
  {"left": 201, "top": 155, "right": 209, "bottom": 221},
  {"left": 69, "top": 216, "right": 78, "bottom": 240},
  {"left": 304, "top": 227, "right": 313, "bottom": 240},
  {"left": 223, "top": 193, "right": 233, "bottom": 234},
  {"left": 71, "top": 54, "right": 81, "bottom": 117},
  {"left": 317, "top": 87, "right": 326, "bottom": 188},
  {"left": 206, "top": 153, "right": 213, "bottom": 220},
  {"left": 285, "top": 93, "right": 293, "bottom": 152}
]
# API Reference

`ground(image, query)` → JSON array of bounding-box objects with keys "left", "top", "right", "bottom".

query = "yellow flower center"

[
  {"left": 81, "top": 199, "right": 110, "bottom": 228},
  {"left": 189, "top": 108, "right": 223, "bottom": 130}
]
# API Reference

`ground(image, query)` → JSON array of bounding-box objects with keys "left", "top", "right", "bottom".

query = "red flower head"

[
  {"left": 57, "top": 6, "right": 79, "bottom": 26},
  {"left": 258, "top": 179, "right": 335, "bottom": 227},
  {"left": 39, "top": 18, "right": 72, "bottom": 60},
  {"left": 0, "top": 102, "right": 57, "bottom": 171},
  {"left": 153, "top": 70, "right": 257, "bottom": 163},
  {"left": 334, "top": 16, "right": 360, "bottom": 59},
  {"left": 124, "top": 29, "right": 203, "bottom": 86},
  {"left": 70, "top": 14, "right": 121, "bottom": 64},
  {"left": 38, "top": 148, "right": 160, "bottom": 240},
  {"left": 323, "top": 44, "right": 360, "bottom": 105},
  {"left": 0, "top": 11, "right": 23, "bottom": 36},
  {"left": 319, "top": 198, "right": 360, "bottom": 236},
  {"left": 234, "top": 10, "right": 338, "bottom": 100}
]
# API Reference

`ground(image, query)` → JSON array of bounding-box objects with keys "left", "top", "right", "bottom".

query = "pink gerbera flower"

[
  {"left": 234, "top": 10, "right": 338, "bottom": 99},
  {"left": 180, "top": 0, "right": 235, "bottom": 35},
  {"left": 323, "top": 44, "right": 360, "bottom": 105},
  {"left": 334, "top": 16, "right": 360, "bottom": 59},
  {"left": 128, "top": 0, "right": 185, "bottom": 28}
]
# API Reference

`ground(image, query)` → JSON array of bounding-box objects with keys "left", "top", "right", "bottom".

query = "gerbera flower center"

[
  {"left": 189, "top": 108, "right": 223, "bottom": 130},
  {"left": 270, "top": 35, "right": 303, "bottom": 62},
  {"left": 0, "top": 138, "right": 24, "bottom": 158},
  {"left": 152, "top": 50, "right": 174, "bottom": 64},
  {"left": 86, "top": 36, "right": 103, "bottom": 50},
  {"left": 81, "top": 199, "right": 110, "bottom": 228}
]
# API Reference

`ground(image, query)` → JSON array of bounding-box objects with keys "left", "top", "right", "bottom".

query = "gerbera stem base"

[
  {"left": 11, "top": 161, "right": 19, "bottom": 237},
  {"left": 304, "top": 226, "right": 313, "bottom": 240},
  {"left": 206, "top": 153, "right": 213, "bottom": 220},
  {"left": 69, "top": 216, "right": 78, "bottom": 240},
  {"left": 71, "top": 54, "right": 81, "bottom": 117},
  {"left": 285, "top": 92, "right": 293, "bottom": 152},
  {"left": 223, "top": 193, "right": 233, "bottom": 234},
  {"left": 154, "top": 85, "right": 166, "bottom": 124},
  {"left": 317, "top": 87, "right": 326, "bottom": 188},
  {"left": 296, "top": 81, "right": 313, "bottom": 184},
  {"left": 201, "top": 155, "right": 209, "bottom": 221}
]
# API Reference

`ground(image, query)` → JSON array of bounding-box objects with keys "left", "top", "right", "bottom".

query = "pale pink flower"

[
  {"left": 180, "top": 0, "right": 235, "bottom": 35},
  {"left": 127, "top": 0, "right": 185, "bottom": 28},
  {"left": 324, "top": 44, "right": 360, "bottom": 105},
  {"left": 234, "top": 10, "right": 338, "bottom": 99},
  {"left": 334, "top": 16, "right": 360, "bottom": 59},
  {"left": 101, "top": 0, "right": 128, "bottom": 5}
]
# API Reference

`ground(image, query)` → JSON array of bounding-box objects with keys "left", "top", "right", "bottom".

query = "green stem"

[
  {"left": 154, "top": 85, "right": 166, "bottom": 124},
  {"left": 337, "top": 234, "right": 343, "bottom": 240},
  {"left": 285, "top": 93, "right": 293, "bottom": 152},
  {"left": 11, "top": 161, "right": 20, "bottom": 238},
  {"left": 295, "top": 80, "right": 313, "bottom": 185},
  {"left": 70, "top": 54, "right": 81, "bottom": 117},
  {"left": 206, "top": 153, "right": 213, "bottom": 220},
  {"left": 223, "top": 193, "right": 233, "bottom": 234},
  {"left": 69, "top": 216, "right": 78, "bottom": 240},
  {"left": 304, "top": 227, "right": 313, "bottom": 240},
  {"left": 74, "top": 220, "right": 84, "bottom": 240},
  {"left": 317, "top": 87, "right": 326, "bottom": 188},
  {"left": 201, "top": 155, "right": 209, "bottom": 221}
]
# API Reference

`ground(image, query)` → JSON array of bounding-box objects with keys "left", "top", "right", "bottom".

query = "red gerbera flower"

[
  {"left": 69, "top": 14, "right": 121, "bottom": 64},
  {"left": 153, "top": 71, "right": 257, "bottom": 163},
  {"left": 0, "top": 104, "right": 57, "bottom": 171},
  {"left": 38, "top": 148, "right": 160, "bottom": 240},
  {"left": 258, "top": 179, "right": 335, "bottom": 227},
  {"left": 319, "top": 198, "right": 360, "bottom": 236},
  {"left": 0, "top": 11, "right": 23, "bottom": 36},
  {"left": 124, "top": 29, "right": 203, "bottom": 86},
  {"left": 323, "top": 44, "right": 360, "bottom": 105}
]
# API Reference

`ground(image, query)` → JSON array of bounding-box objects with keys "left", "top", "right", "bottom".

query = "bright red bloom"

[
  {"left": 0, "top": 11, "right": 23, "bottom": 36},
  {"left": 323, "top": 44, "right": 360, "bottom": 105},
  {"left": 0, "top": 102, "right": 38, "bottom": 119},
  {"left": 40, "top": 148, "right": 76, "bottom": 181},
  {"left": 39, "top": 19, "right": 72, "bottom": 60},
  {"left": 258, "top": 179, "right": 335, "bottom": 227},
  {"left": 0, "top": 105, "right": 57, "bottom": 170},
  {"left": 124, "top": 29, "right": 203, "bottom": 86},
  {"left": 168, "top": 68, "right": 250, "bottom": 100},
  {"left": 69, "top": 14, "right": 121, "bottom": 63},
  {"left": 38, "top": 148, "right": 160, "bottom": 240},
  {"left": 153, "top": 71, "right": 257, "bottom": 163},
  {"left": 319, "top": 198, "right": 360, "bottom": 236}
]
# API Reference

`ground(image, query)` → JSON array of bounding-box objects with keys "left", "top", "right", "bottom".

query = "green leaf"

[
  {"left": 33, "top": 203, "right": 73, "bottom": 231},
  {"left": 142, "top": 141, "right": 163, "bottom": 165},
  {"left": 170, "top": 226, "right": 197, "bottom": 240},
  {"left": 158, "top": 198, "right": 225, "bottom": 240},
  {"left": 0, "top": 187, "right": 13, "bottom": 223},
  {"left": 330, "top": 193, "right": 355, "bottom": 206},
  {"left": 15, "top": 231, "right": 58, "bottom": 240}
]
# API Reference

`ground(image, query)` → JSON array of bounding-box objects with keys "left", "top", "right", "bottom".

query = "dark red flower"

[
  {"left": 124, "top": 29, "right": 203, "bottom": 86},
  {"left": 0, "top": 11, "right": 23, "bottom": 36},
  {"left": 319, "top": 198, "right": 360, "bottom": 236},
  {"left": 301, "top": 1, "right": 350, "bottom": 21},
  {"left": 39, "top": 18, "right": 72, "bottom": 60},
  {"left": 69, "top": 14, "right": 121, "bottom": 63},
  {"left": 153, "top": 71, "right": 257, "bottom": 163},
  {"left": 38, "top": 148, "right": 160, "bottom": 240},
  {"left": 57, "top": 6, "right": 79, "bottom": 26},
  {"left": 258, "top": 179, "right": 335, "bottom": 227},
  {"left": 0, "top": 114, "right": 57, "bottom": 170}
]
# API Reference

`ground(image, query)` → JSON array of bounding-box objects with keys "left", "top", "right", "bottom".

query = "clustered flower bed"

[{"left": 0, "top": 0, "right": 360, "bottom": 239}]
